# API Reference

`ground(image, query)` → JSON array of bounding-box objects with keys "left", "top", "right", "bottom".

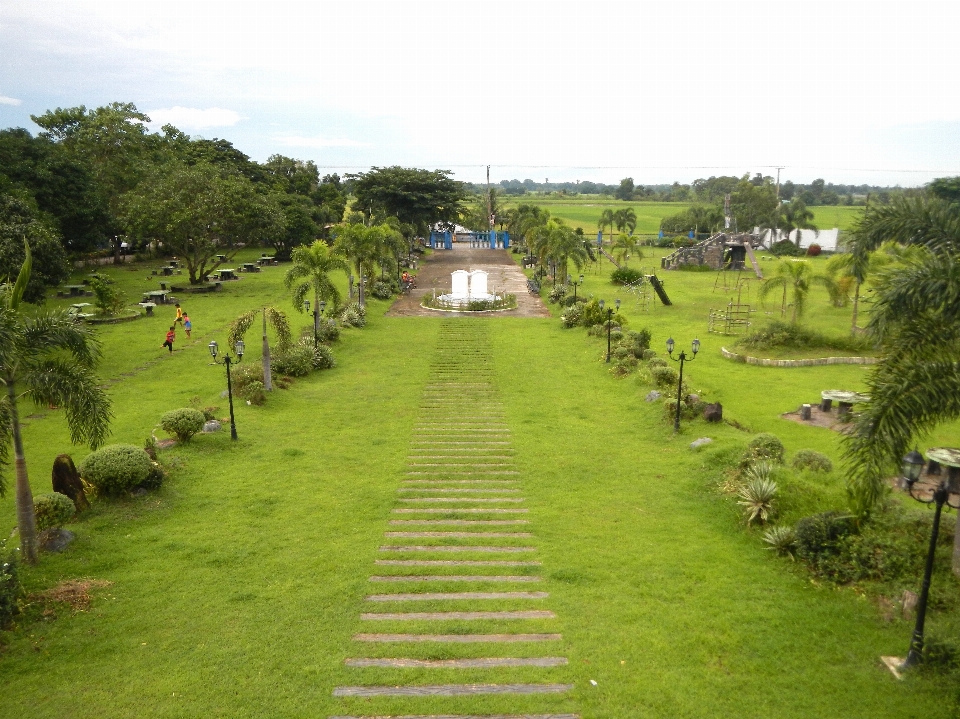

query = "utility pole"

[{"left": 486, "top": 165, "right": 493, "bottom": 229}]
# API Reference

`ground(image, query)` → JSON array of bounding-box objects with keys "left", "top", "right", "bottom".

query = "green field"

[
  {"left": 1, "top": 249, "right": 957, "bottom": 718},
  {"left": 501, "top": 197, "right": 865, "bottom": 233}
]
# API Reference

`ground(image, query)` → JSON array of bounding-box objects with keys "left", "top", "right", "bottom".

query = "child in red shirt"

[{"left": 162, "top": 326, "right": 176, "bottom": 353}]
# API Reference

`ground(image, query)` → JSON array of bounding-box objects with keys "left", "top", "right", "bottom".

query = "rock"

[
  {"left": 202, "top": 419, "right": 222, "bottom": 433},
  {"left": 220, "top": 390, "right": 229, "bottom": 399},
  {"left": 703, "top": 402, "right": 723, "bottom": 422},
  {"left": 690, "top": 437, "right": 713, "bottom": 449},
  {"left": 902, "top": 590, "right": 919, "bottom": 620},
  {"left": 38, "top": 528, "right": 75, "bottom": 553},
  {"left": 686, "top": 394, "right": 700, "bottom": 404},
  {"left": 645, "top": 390, "right": 661, "bottom": 402}
]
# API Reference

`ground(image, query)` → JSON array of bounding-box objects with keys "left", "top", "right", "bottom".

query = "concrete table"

[{"left": 820, "top": 390, "right": 870, "bottom": 419}]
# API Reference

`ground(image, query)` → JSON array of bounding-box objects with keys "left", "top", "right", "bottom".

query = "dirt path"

[{"left": 386, "top": 245, "right": 551, "bottom": 318}]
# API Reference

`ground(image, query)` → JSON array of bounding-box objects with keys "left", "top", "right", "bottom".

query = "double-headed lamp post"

[
  {"left": 573, "top": 273, "right": 584, "bottom": 302},
  {"left": 895, "top": 447, "right": 960, "bottom": 670},
  {"left": 304, "top": 299, "right": 327, "bottom": 348},
  {"left": 598, "top": 298, "right": 621, "bottom": 362},
  {"left": 666, "top": 337, "right": 700, "bottom": 433},
  {"left": 209, "top": 339, "right": 244, "bottom": 441}
]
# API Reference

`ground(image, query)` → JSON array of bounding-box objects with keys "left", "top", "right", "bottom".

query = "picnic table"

[
  {"left": 242, "top": 262, "right": 260, "bottom": 273},
  {"left": 67, "top": 303, "right": 94, "bottom": 320},
  {"left": 64, "top": 285, "right": 85, "bottom": 297},
  {"left": 820, "top": 390, "right": 870, "bottom": 418},
  {"left": 160, "top": 266, "right": 175, "bottom": 276},
  {"left": 215, "top": 268, "right": 237, "bottom": 280},
  {"left": 138, "top": 302, "right": 157, "bottom": 316},
  {"left": 142, "top": 290, "right": 170, "bottom": 304},
  {"left": 216, "top": 254, "right": 227, "bottom": 262}
]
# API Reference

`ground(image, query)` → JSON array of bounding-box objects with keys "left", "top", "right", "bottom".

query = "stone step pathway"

[{"left": 333, "top": 320, "right": 575, "bottom": 718}]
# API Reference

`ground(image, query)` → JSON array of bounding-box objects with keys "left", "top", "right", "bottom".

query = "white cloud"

[
  {"left": 146, "top": 106, "right": 241, "bottom": 130},
  {"left": 0, "top": 95, "right": 22, "bottom": 106},
  {"left": 275, "top": 135, "right": 368, "bottom": 148}
]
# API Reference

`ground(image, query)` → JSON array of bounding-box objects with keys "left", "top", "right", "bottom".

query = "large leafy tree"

[
  {"left": 351, "top": 166, "right": 467, "bottom": 237},
  {"left": 730, "top": 176, "right": 779, "bottom": 231},
  {"left": 120, "top": 162, "right": 284, "bottom": 284},
  {"left": 843, "top": 190, "right": 960, "bottom": 519},
  {"left": 0, "top": 191, "right": 70, "bottom": 303},
  {"left": 0, "top": 244, "right": 112, "bottom": 563},
  {"left": 528, "top": 219, "right": 589, "bottom": 284},
  {"left": 0, "top": 128, "right": 109, "bottom": 253},
  {"left": 757, "top": 259, "right": 838, "bottom": 323},
  {"left": 505, "top": 204, "right": 550, "bottom": 251},
  {"left": 32, "top": 103, "right": 156, "bottom": 260},
  {"left": 615, "top": 178, "right": 635, "bottom": 201}
]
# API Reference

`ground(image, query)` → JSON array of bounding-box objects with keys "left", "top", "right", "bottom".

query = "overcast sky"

[{"left": 2, "top": 0, "right": 959, "bottom": 187}]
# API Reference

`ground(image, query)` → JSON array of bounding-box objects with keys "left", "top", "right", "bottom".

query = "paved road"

[{"left": 386, "top": 245, "right": 551, "bottom": 318}]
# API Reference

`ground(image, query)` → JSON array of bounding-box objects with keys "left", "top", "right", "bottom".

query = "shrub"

[
  {"left": 763, "top": 525, "right": 797, "bottom": 557},
  {"left": 232, "top": 363, "right": 265, "bottom": 400},
  {"left": 548, "top": 285, "right": 567, "bottom": 304},
  {"left": 612, "top": 346, "right": 633, "bottom": 361},
  {"left": 310, "top": 342, "right": 336, "bottom": 370},
  {"left": 806, "top": 243, "right": 822, "bottom": 257},
  {"left": 140, "top": 461, "right": 165, "bottom": 491},
  {"left": 617, "top": 329, "right": 651, "bottom": 358},
  {"left": 740, "top": 433, "right": 785, "bottom": 467},
  {"left": 317, "top": 319, "right": 340, "bottom": 343},
  {"left": 0, "top": 539, "right": 22, "bottom": 629},
  {"left": 33, "top": 492, "right": 75, "bottom": 531},
  {"left": 339, "top": 303, "right": 366, "bottom": 328},
  {"left": 641, "top": 348, "right": 658, "bottom": 360},
  {"left": 610, "top": 358, "right": 637, "bottom": 377},
  {"left": 737, "top": 321, "right": 871, "bottom": 353},
  {"left": 371, "top": 281, "right": 393, "bottom": 300},
  {"left": 579, "top": 298, "right": 627, "bottom": 329},
  {"left": 792, "top": 449, "right": 833, "bottom": 473},
  {"left": 562, "top": 294, "right": 582, "bottom": 307},
  {"left": 244, "top": 380, "right": 267, "bottom": 406},
  {"left": 738, "top": 471, "right": 778, "bottom": 525},
  {"left": 794, "top": 510, "right": 856, "bottom": 566},
  {"left": 651, "top": 365, "right": 679, "bottom": 389},
  {"left": 663, "top": 397, "right": 702, "bottom": 422},
  {"left": 272, "top": 341, "right": 314, "bottom": 377},
  {"left": 160, "top": 408, "right": 205, "bottom": 443},
  {"left": 771, "top": 239, "right": 802, "bottom": 257},
  {"left": 560, "top": 303, "right": 584, "bottom": 328},
  {"left": 920, "top": 637, "right": 960, "bottom": 674},
  {"left": 610, "top": 267, "right": 643, "bottom": 285},
  {"left": 79, "top": 444, "right": 155, "bottom": 496},
  {"left": 89, "top": 276, "right": 127, "bottom": 316},
  {"left": 647, "top": 356, "right": 667, "bottom": 368}
]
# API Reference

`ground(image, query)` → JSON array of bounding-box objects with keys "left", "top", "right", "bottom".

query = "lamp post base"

[{"left": 880, "top": 655, "right": 906, "bottom": 680}]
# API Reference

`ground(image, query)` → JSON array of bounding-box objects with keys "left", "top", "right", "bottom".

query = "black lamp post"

[
  {"left": 896, "top": 447, "right": 960, "bottom": 670},
  {"left": 666, "top": 336, "right": 700, "bottom": 433},
  {"left": 598, "top": 298, "right": 620, "bottom": 362},
  {"left": 209, "top": 339, "right": 244, "bottom": 441},
  {"left": 573, "top": 273, "right": 584, "bottom": 302},
  {"left": 304, "top": 299, "right": 326, "bottom": 348}
]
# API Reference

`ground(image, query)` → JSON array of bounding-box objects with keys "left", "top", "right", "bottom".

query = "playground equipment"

[
  {"left": 707, "top": 282, "right": 755, "bottom": 335},
  {"left": 623, "top": 270, "right": 672, "bottom": 310},
  {"left": 662, "top": 232, "right": 764, "bottom": 278}
]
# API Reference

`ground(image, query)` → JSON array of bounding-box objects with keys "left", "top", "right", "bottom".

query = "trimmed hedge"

[
  {"left": 33, "top": 492, "right": 75, "bottom": 531},
  {"left": 160, "top": 408, "right": 205, "bottom": 443},
  {"left": 80, "top": 444, "right": 155, "bottom": 496}
]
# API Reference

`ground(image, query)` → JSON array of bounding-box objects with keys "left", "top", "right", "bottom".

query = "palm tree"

[
  {"left": 613, "top": 207, "right": 637, "bottom": 236},
  {"left": 284, "top": 241, "right": 348, "bottom": 340},
  {"left": 0, "top": 244, "right": 112, "bottom": 564},
  {"left": 334, "top": 223, "right": 386, "bottom": 307},
  {"left": 757, "top": 260, "right": 838, "bottom": 323},
  {"left": 779, "top": 199, "right": 818, "bottom": 247},
  {"left": 227, "top": 306, "right": 292, "bottom": 392},
  {"left": 506, "top": 204, "right": 550, "bottom": 253},
  {"left": 597, "top": 209, "right": 615, "bottom": 244},
  {"left": 842, "top": 192, "right": 960, "bottom": 520},
  {"left": 611, "top": 235, "right": 642, "bottom": 267}
]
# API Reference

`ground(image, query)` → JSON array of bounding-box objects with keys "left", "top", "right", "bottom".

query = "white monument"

[
  {"left": 450, "top": 270, "right": 470, "bottom": 299},
  {"left": 469, "top": 270, "right": 488, "bottom": 298}
]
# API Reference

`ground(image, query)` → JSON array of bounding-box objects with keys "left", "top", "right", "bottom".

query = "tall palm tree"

[
  {"left": 0, "top": 244, "right": 112, "bottom": 564},
  {"left": 611, "top": 235, "right": 642, "bottom": 267},
  {"left": 597, "top": 209, "right": 615, "bottom": 244},
  {"left": 779, "top": 199, "right": 818, "bottom": 247},
  {"left": 334, "top": 223, "right": 386, "bottom": 307},
  {"left": 757, "top": 260, "right": 838, "bottom": 323},
  {"left": 842, "top": 193, "right": 960, "bottom": 520},
  {"left": 284, "top": 241, "right": 348, "bottom": 337},
  {"left": 613, "top": 207, "right": 637, "bottom": 236}
]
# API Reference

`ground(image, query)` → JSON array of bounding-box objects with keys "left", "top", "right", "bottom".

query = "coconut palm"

[
  {"left": 284, "top": 241, "right": 348, "bottom": 339},
  {"left": 0, "top": 244, "right": 112, "bottom": 564},
  {"left": 506, "top": 204, "right": 550, "bottom": 252},
  {"left": 757, "top": 260, "right": 838, "bottom": 323},
  {"left": 227, "top": 306, "right": 292, "bottom": 392},
  {"left": 333, "top": 223, "right": 388, "bottom": 307},
  {"left": 613, "top": 207, "right": 637, "bottom": 236},
  {"left": 611, "top": 234, "right": 642, "bottom": 267},
  {"left": 597, "top": 209, "right": 615, "bottom": 243},
  {"left": 779, "top": 199, "right": 818, "bottom": 247},
  {"left": 842, "top": 192, "right": 960, "bottom": 519}
]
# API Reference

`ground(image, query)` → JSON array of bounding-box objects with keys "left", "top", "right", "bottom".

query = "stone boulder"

[
  {"left": 703, "top": 402, "right": 723, "bottom": 422},
  {"left": 645, "top": 390, "right": 661, "bottom": 402}
]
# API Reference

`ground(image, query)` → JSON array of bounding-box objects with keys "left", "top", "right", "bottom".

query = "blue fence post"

[
  {"left": 444, "top": 232, "right": 452, "bottom": 250},
  {"left": 429, "top": 232, "right": 435, "bottom": 248},
  {"left": 504, "top": 232, "right": 510, "bottom": 249}
]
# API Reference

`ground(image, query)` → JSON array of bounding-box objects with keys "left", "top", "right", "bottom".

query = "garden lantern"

[
  {"left": 209, "top": 337, "right": 244, "bottom": 441},
  {"left": 667, "top": 337, "right": 700, "bottom": 433},
  {"left": 890, "top": 447, "right": 960, "bottom": 672},
  {"left": 599, "top": 299, "right": 620, "bottom": 362}
]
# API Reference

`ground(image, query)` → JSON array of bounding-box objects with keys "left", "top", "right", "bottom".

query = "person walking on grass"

[
  {"left": 174, "top": 303, "right": 184, "bottom": 325},
  {"left": 162, "top": 325, "right": 176, "bottom": 353},
  {"left": 183, "top": 313, "right": 192, "bottom": 338}
]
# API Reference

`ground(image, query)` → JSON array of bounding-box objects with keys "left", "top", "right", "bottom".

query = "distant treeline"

[{"left": 467, "top": 174, "right": 923, "bottom": 206}]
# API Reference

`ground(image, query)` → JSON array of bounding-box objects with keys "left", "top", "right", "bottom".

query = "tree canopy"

[{"left": 351, "top": 166, "right": 467, "bottom": 236}]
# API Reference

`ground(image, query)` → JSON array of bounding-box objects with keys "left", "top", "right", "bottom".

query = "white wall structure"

[
  {"left": 469, "top": 270, "right": 488, "bottom": 298},
  {"left": 756, "top": 227, "right": 840, "bottom": 252},
  {"left": 451, "top": 270, "right": 470, "bottom": 298}
]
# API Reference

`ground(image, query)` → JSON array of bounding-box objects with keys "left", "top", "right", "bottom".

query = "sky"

[{"left": 1, "top": 0, "right": 959, "bottom": 188}]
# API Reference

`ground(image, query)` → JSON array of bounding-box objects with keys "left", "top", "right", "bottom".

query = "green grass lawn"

[{"left": 1, "top": 249, "right": 957, "bottom": 717}]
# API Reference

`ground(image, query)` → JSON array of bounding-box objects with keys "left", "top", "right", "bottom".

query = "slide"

[
  {"left": 648, "top": 274, "right": 672, "bottom": 306},
  {"left": 744, "top": 240, "right": 763, "bottom": 278}
]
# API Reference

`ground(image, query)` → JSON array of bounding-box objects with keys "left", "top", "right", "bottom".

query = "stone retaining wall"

[{"left": 720, "top": 346, "right": 877, "bottom": 367}]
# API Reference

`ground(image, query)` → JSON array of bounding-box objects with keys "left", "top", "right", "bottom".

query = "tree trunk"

[
  {"left": 851, "top": 281, "right": 861, "bottom": 334},
  {"left": 261, "top": 310, "right": 273, "bottom": 391},
  {"left": 954, "top": 515, "right": 960, "bottom": 577},
  {"left": 7, "top": 379, "right": 37, "bottom": 564}
]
